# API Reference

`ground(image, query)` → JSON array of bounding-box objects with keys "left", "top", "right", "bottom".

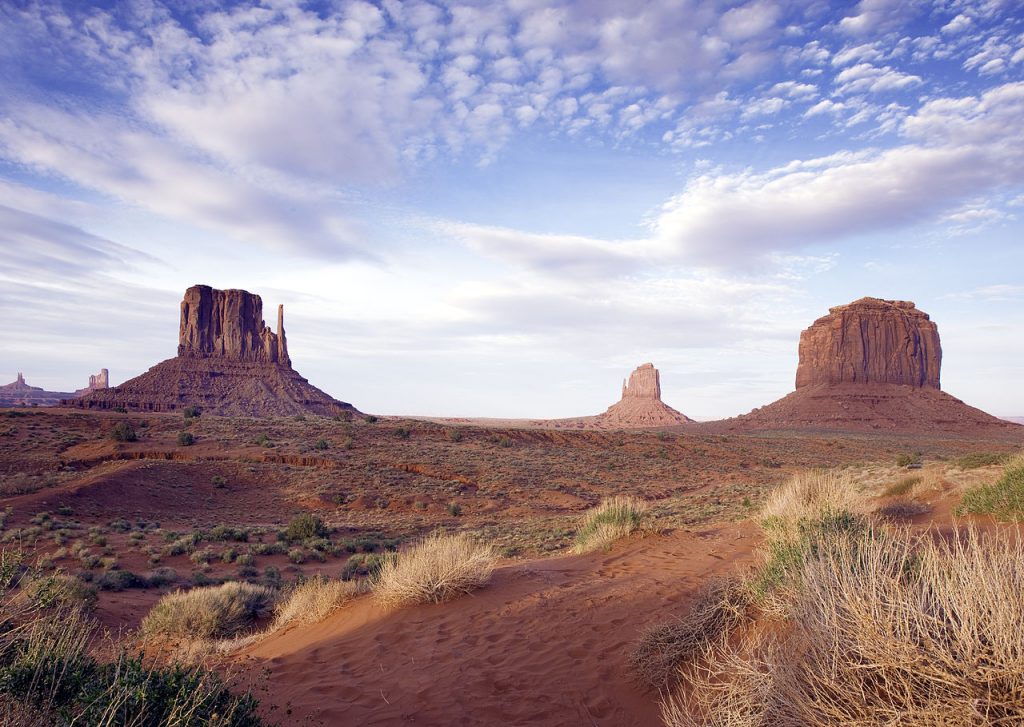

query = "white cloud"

[
  {"left": 941, "top": 14, "right": 973, "bottom": 34},
  {"left": 835, "top": 63, "right": 922, "bottom": 94}
]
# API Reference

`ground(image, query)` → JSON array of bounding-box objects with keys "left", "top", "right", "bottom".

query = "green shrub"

[
  {"left": 183, "top": 405, "right": 201, "bottom": 420},
  {"left": 957, "top": 454, "right": 1024, "bottom": 520},
  {"left": 446, "top": 502, "right": 462, "bottom": 517},
  {"left": 285, "top": 513, "right": 327, "bottom": 542},
  {"left": 313, "top": 438, "right": 329, "bottom": 451},
  {"left": 394, "top": 427, "right": 411, "bottom": 440},
  {"left": 176, "top": 431, "right": 195, "bottom": 447},
  {"left": 111, "top": 422, "right": 136, "bottom": 442},
  {"left": 954, "top": 452, "right": 1008, "bottom": 470},
  {"left": 895, "top": 452, "right": 922, "bottom": 467},
  {"left": 341, "top": 553, "right": 385, "bottom": 581}
]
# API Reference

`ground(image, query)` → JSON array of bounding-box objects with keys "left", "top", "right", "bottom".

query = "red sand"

[{"left": 240, "top": 524, "right": 759, "bottom": 726}]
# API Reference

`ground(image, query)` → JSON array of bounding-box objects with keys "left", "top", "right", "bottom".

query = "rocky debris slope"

[
  {"left": 0, "top": 373, "right": 75, "bottom": 407},
  {"left": 596, "top": 363, "right": 693, "bottom": 428},
  {"left": 69, "top": 285, "right": 359, "bottom": 417},
  {"left": 712, "top": 298, "right": 1019, "bottom": 437}
]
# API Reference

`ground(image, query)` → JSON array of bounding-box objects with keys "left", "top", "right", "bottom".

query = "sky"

[{"left": 1, "top": 0, "right": 1022, "bottom": 420}]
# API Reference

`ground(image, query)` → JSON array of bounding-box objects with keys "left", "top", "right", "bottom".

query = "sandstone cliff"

[
  {"left": 795, "top": 298, "right": 941, "bottom": 389},
  {"left": 69, "top": 285, "right": 358, "bottom": 417}
]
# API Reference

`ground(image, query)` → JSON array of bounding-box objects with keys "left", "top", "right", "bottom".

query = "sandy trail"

[{"left": 241, "top": 523, "right": 759, "bottom": 726}]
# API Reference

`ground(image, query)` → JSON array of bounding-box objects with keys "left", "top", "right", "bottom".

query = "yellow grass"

[
  {"left": 373, "top": 532, "right": 498, "bottom": 608},
  {"left": 573, "top": 495, "right": 649, "bottom": 553},
  {"left": 141, "top": 581, "right": 275, "bottom": 639},
  {"left": 271, "top": 577, "right": 363, "bottom": 630}
]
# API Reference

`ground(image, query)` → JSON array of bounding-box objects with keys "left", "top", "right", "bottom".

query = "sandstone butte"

[
  {"left": 596, "top": 363, "right": 693, "bottom": 428},
  {"left": 0, "top": 373, "right": 76, "bottom": 407},
  {"left": 68, "top": 285, "right": 359, "bottom": 417},
  {"left": 715, "top": 297, "right": 1019, "bottom": 436}
]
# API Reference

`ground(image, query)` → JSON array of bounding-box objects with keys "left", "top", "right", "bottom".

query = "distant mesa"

[
  {"left": 69, "top": 285, "right": 359, "bottom": 417},
  {"left": 0, "top": 372, "right": 75, "bottom": 407},
  {"left": 596, "top": 363, "right": 693, "bottom": 428},
  {"left": 716, "top": 297, "right": 1019, "bottom": 436}
]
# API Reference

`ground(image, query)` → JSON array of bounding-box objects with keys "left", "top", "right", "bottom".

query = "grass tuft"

[
  {"left": 957, "top": 454, "right": 1024, "bottom": 521},
  {"left": 141, "top": 581, "right": 275, "bottom": 639},
  {"left": 271, "top": 577, "right": 363, "bottom": 630},
  {"left": 373, "top": 532, "right": 497, "bottom": 608},
  {"left": 573, "top": 496, "right": 648, "bottom": 553}
]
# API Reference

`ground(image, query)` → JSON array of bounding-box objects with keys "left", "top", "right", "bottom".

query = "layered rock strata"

[
  {"left": 597, "top": 363, "right": 693, "bottom": 428},
  {"left": 69, "top": 285, "right": 359, "bottom": 417}
]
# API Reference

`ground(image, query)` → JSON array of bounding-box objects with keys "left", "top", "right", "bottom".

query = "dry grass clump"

[
  {"left": 373, "top": 532, "right": 497, "bottom": 608},
  {"left": 957, "top": 453, "right": 1024, "bottom": 521},
  {"left": 631, "top": 575, "right": 751, "bottom": 689},
  {"left": 573, "top": 496, "right": 649, "bottom": 553},
  {"left": 666, "top": 526, "right": 1024, "bottom": 726},
  {"left": 142, "top": 581, "right": 275, "bottom": 639},
  {"left": 271, "top": 577, "right": 363, "bottom": 630},
  {"left": 761, "top": 470, "right": 862, "bottom": 536}
]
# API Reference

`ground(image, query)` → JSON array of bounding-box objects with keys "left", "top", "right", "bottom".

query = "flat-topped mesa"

[
  {"left": 795, "top": 297, "right": 942, "bottom": 390},
  {"left": 621, "top": 362, "right": 661, "bottom": 400},
  {"left": 177, "top": 285, "right": 291, "bottom": 366}
]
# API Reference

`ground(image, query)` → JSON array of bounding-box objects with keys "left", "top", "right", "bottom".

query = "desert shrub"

[
  {"left": 20, "top": 573, "right": 97, "bottom": 612},
  {"left": 271, "top": 577, "right": 362, "bottom": 630},
  {"left": 573, "top": 496, "right": 648, "bottom": 553},
  {"left": 209, "top": 525, "right": 249, "bottom": 542},
  {"left": 287, "top": 548, "right": 305, "bottom": 564},
  {"left": 957, "top": 454, "right": 1024, "bottom": 520},
  {"left": 145, "top": 568, "right": 178, "bottom": 588},
  {"left": 667, "top": 526, "right": 1024, "bottom": 727},
  {"left": 211, "top": 475, "right": 227, "bottom": 489},
  {"left": 446, "top": 502, "right": 462, "bottom": 517},
  {"left": 182, "top": 405, "right": 200, "bottom": 420},
  {"left": 953, "top": 451, "right": 1008, "bottom": 470},
  {"left": 446, "top": 428, "right": 463, "bottom": 442},
  {"left": 176, "top": 431, "right": 195, "bottom": 447},
  {"left": 631, "top": 575, "right": 750, "bottom": 689},
  {"left": 876, "top": 500, "right": 931, "bottom": 520},
  {"left": 285, "top": 513, "right": 327, "bottom": 542},
  {"left": 895, "top": 452, "right": 923, "bottom": 467},
  {"left": 882, "top": 474, "right": 921, "bottom": 498},
  {"left": 111, "top": 421, "right": 136, "bottom": 442},
  {"left": 373, "top": 532, "right": 497, "bottom": 608},
  {"left": 394, "top": 427, "right": 411, "bottom": 440},
  {"left": 313, "top": 438, "right": 329, "bottom": 451},
  {"left": 141, "top": 582, "right": 275, "bottom": 639},
  {"left": 341, "top": 553, "right": 385, "bottom": 581},
  {"left": 364, "top": 415, "right": 378, "bottom": 424},
  {"left": 95, "top": 569, "right": 144, "bottom": 591}
]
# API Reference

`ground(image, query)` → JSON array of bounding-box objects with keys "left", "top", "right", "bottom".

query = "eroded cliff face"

[
  {"left": 795, "top": 298, "right": 941, "bottom": 390},
  {"left": 69, "top": 285, "right": 357, "bottom": 417},
  {"left": 621, "top": 363, "right": 661, "bottom": 400},
  {"left": 177, "top": 285, "right": 290, "bottom": 365}
]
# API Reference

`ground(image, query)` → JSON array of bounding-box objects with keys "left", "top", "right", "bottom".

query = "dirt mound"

[{"left": 68, "top": 285, "right": 358, "bottom": 417}]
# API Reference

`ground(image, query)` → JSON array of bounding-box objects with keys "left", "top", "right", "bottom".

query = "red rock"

[
  {"left": 712, "top": 297, "right": 1018, "bottom": 436},
  {"left": 795, "top": 298, "right": 941, "bottom": 389},
  {"left": 0, "top": 372, "right": 74, "bottom": 407},
  {"left": 69, "top": 285, "right": 359, "bottom": 417},
  {"left": 597, "top": 363, "right": 693, "bottom": 428}
]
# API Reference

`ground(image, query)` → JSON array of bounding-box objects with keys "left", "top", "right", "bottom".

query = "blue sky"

[{"left": 1, "top": 0, "right": 1022, "bottom": 419}]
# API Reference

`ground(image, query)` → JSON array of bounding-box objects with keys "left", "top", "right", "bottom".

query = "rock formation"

[
  {"left": 596, "top": 363, "right": 693, "bottom": 428},
  {"left": 795, "top": 298, "right": 941, "bottom": 389},
  {"left": 74, "top": 368, "right": 109, "bottom": 396},
  {"left": 69, "top": 285, "right": 360, "bottom": 417},
  {"left": 0, "top": 373, "right": 75, "bottom": 407},
  {"left": 712, "top": 297, "right": 1018, "bottom": 436}
]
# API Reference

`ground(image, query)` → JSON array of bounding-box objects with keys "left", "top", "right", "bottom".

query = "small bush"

[
  {"left": 632, "top": 575, "right": 751, "bottom": 689},
  {"left": 573, "top": 496, "right": 648, "bottom": 553},
  {"left": 446, "top": 428, "right": 463, "bottom": 442},
  {"left": 882, "top": 475, "right": 921, "bottom": 498},
  {"left": 271, "top": 577, "right": 361, "bottom": 630},
  {"left": 365, "top": 415, "right": 378, "bottom": 424},
  {"left": 183, "top": 405, "right": 201, "bottom": 420},
  {"left": 954, "top": 452, "right": 1008, "bottom": 470},
  {"left": 96, "top": 569, "right": 144, "bottom": 591},
  {"left": 394, "top": 427, "right": 411, "bottom": 440},
  {"left": 313, "top": 438, "right": 329, "bottom": 451},
  {"left": 446, "top": 502, "right": 462, "bottom": 517},
  {"left": 177, "top": 431, "right": 195, "bottom": 447},
  {"left": 895, "top": 452, "right": 922, "bottom": 467},
  {"left": 285, "top": 513, "right": 327, "bottom": 542},
  {"left": 957, "top": 454, "right": 1024, "bottom": 520},
  {"left": 111, "top": 422, "right": 136, "bottom": 442},
  {"left": 287, "top": 548, "right": 305, "bottom": 564},
  {"left": 341, "top": 553, "right": 385, "bottom": 581},
  {"left": 373, "top": 532, "right": 497, "bottom": 608},
  {"left": 141, "top": 581, "right": 275, "bottom": 639}
]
